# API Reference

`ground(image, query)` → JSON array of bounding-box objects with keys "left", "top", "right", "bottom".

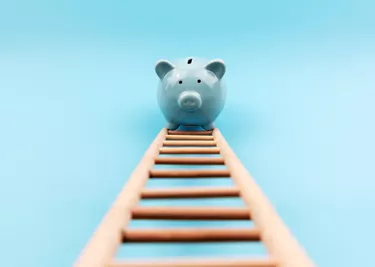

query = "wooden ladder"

[{"left": 74, "top": 128, "right": 315, "bottom": 267}]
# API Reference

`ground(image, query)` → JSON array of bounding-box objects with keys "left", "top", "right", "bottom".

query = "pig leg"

[
  {"left": 202, "top": 122, "right": 215, "bottom": 130},
  {"left": 166, "top": 122, "right": 179, "bottom": 130}
]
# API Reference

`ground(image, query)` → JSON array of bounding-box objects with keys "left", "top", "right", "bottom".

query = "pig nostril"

[{"left": 183, "top": 99, "right": 196, "bottom": 106}]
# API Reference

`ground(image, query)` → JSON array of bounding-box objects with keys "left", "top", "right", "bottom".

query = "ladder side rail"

[
  {"left": 74, "top": 128, "right": 167, "bottom": 267},
  {"left": 213, "top": 128, "right": 315, "bottom": 267}
]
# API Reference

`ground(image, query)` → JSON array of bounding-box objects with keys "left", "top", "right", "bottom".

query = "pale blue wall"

[{"left": 1, "top": 1, "right": 374, "bottom": 266}]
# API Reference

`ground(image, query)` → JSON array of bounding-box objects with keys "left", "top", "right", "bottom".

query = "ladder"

[{"left": 74, "top": 128, "right": 315, "bottom": 267}]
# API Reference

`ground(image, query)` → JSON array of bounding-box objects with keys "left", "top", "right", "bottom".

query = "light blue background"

[{"left": 1, "top": 1, "right": 374, "bottom": 266}]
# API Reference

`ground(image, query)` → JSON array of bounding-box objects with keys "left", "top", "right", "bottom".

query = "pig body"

[{"left": 155, "top": 57, "right": 227, "bottom": 130}]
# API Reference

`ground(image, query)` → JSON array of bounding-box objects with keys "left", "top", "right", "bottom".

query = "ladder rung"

[
  {"left": 155, "top": 157, "right": 225, "bottom": 165},
  {"left": 109, "top": 258, "right": 278, "bottom": 267},
  {"left": 122, "top": 228, "right": 261, "bottom": 242},
  {"left": 149, "top": 169, "right": 230, "bottom": 178},
  {"left": 141, "top": 187, "right": 240, "bottom": 199},
  {"left": 168, "top": 130, "right": 213, "bottom": 135},
  {"left": 131, "top": 207, "right": 251, "bottom": 220},
  {"left": 166, "top": 135, "right": 214, "bottom": 140},
  {"left": 163, "top": 140, "right": 216, "bottom": 146},
  {"left": 159, "top": 147, "right": 220, "bottom": 154}
]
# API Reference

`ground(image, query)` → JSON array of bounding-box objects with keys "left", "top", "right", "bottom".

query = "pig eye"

[
  {"left": 197, "top": 79, "right": 201, "bottom": 83},
  {"left": 178, "top": 80, "right": 183, "bottom": 84}
]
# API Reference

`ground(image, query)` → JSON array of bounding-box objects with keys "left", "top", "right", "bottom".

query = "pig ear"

[
  {"left": 205, "top": 59, "right": 226, "bottom": 80},
  {"left": 155, "top": 60, "right": 175, "bottom": 79}
]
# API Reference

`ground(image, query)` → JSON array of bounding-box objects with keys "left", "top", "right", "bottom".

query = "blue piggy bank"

[{"left": 155, "top": 57, "right": 227, "bottom": 130}]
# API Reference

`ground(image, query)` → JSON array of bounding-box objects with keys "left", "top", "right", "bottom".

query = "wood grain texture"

[
  {"left": 166, "top": 135, "right": 214, "bottom": 140},
  {"left": 140, "top": 187, "right": 240, "bottom": 199},
  {"left": 149, "top": 169, "right": 230, "bottom": 178},
  {"left": 159, "top": 147, "right": 220, "bottom": 154},
  {"left": 213, "top": 128, "right": 315, "bottom": 267},
  {"left": 154, "top": 157, "right": 225, "bottom": 165},
  {"left": 163, "top": 140, "right": 216, "bottom": 146},
  {"left": 122, "top": 228, "right": 261, "bottom": 242},
  {"left": 168, "top": 130, "right": 213, "bottom": 135},
  {"left": 109, "top": 258, "right": 278, "bottom": 267},
  {"left": 131, "top": 206, "right": 251, "bottom": 220},
  {"left": 74, "top": 129, "right": 167, "bottom": 267}
]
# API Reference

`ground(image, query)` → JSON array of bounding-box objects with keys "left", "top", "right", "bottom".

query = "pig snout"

[{"left": 178, "top": 91, "right": 202, "bottom": 111}]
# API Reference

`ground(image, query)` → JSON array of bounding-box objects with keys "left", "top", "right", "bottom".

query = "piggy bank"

[{"left": 155, "top": 57, "right": 227, "bottom": 130}]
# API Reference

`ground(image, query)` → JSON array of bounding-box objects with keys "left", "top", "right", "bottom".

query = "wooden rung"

[
  {"left": 149, "top": 169, "right": 230, "bottom": 178},
  {"left": 168, "top": 130, "right": 213, "bottom": 135},
  {"left": 163, "top": 140, "right": 216, "bottom": 146},
  {"left": 166, "top": 135, "right": 214, "bottom": 140},
  {"left": 109, "top": 258, "right": 278, "bottom": 267},
  {"left": 159, "top": 147, "right": 220, "bottom": 154},
  {"left": 141, "top": 187, "right": 240, "bottom": 199},
  {"left": 155, "top": 157, "right": 225, "bottom": 165},
  {"left": 131, "top": 207, "right": 251, "bottom": 220},
  {"left": 122, "top": 228, "right": 261, "bottom": 242}
]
